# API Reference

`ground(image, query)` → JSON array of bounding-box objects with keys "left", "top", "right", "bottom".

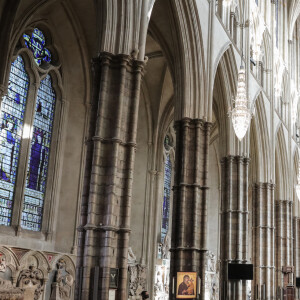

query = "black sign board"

[
  {"left": 228, "top": 263, "right": 253, "bottom": 280},
  {"left": 110, "top": 268, "right": 119, "bottom": 289}
]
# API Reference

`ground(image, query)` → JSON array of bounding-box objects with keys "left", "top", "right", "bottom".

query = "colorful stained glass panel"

[
  {"left": 161, "top": 154, "right": 172, "bottom": 242},
  {"left": 21, "top": 75, "right": 56, "bottom": 231},
  {"left": 23, "top": 28, "right": 51, "bottom": 66},
  {"left": 0, "top": 56, "right": 29, "bottom": 226}
]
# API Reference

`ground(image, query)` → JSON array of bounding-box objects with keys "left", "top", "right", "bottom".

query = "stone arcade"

[{"left": 0, "top": 1, "right": 299, "bottom": 300}]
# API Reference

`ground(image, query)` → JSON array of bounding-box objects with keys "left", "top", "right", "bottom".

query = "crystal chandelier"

[
  {"left": 296, "top": 160, "right": 300, "bottom": 200},
  {"left": 230, "top": 66, "right": 252, "bottom": 140},
  {"left": 228, "top": 0, "right": 253, "bottom": 140}
]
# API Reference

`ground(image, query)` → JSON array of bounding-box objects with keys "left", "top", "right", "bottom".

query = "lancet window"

[{"left": 0, "top": 27, "right": 61, "bottom": 232}]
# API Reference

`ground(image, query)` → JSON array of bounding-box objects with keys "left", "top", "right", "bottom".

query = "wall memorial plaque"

[{"left": 110, "top": 268, "right": 119, "bottom": 289}]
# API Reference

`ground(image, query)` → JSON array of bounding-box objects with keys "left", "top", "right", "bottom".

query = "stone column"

[
  {"left": 294, "top": 217, "right": 300, "bottom": 272},
  {"left": 76, "top": 52, "right": 145, "bottom": 300},
  {"left": 220, "top": 156, "right": 250, "bottom": 300},
  {"left": 252, "top": 183, "right": 275, "bottom": 300},
  {"left": 169, "top": 118, "right": 211, "bottom": 300},
  {"left": 275, "top": 200, "right": 293, "bottom": 290}
]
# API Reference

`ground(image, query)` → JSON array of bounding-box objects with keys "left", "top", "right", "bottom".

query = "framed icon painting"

[{"left": 176, "top": 272, "right": 197, "bottom": 299}]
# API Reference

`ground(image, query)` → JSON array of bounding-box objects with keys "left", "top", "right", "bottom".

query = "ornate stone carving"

[
  {"left": 128, "top": 248, "right": 147, "bottom": 299},
  {"left": 0, "top": 254, "right": 6, "bottom": 273},
  {"left": 50, "top": 258, "right": 74, "bottom": 300},
  {"left": 17, "top": 265, "right": 44, "bottom": 300},
  {"left": 0, "top": 278, "right": 24, "bottom": 300},
  {"left": 205, "top": 251, "right": 219, "bottom": 300},
  {"left": 128, "top": 264, "right": 147, "bottom": 298}
]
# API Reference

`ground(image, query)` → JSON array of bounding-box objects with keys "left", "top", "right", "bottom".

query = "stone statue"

[
  {"left": 247, "top": 280, "right": 251, "bottom": 300},
  {"left": 161, "top": 233, "right": 171, "bottom": 260},
  {"left": 206, "top": 251, "right": 216, "bottom": 272},
  {"left": 153, "top": 264, "right": 170, "bottom": 300},
  {"left": 205, "top": 251, "right": 219, "bottom": 300},
  {"left": 128, "top": 247, "right": 137, "bottom": 266},
  {"left": 50, "top": 259, "right": 74, "bottom": 300}
]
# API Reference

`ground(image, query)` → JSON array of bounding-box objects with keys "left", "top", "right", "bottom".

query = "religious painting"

[{"left": 176, "top": 272, "right": 197, "bottom": 299}]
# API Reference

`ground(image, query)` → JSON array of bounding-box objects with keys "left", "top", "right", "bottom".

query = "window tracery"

[{"left": 23, "top": 28, "right": 51, "bottom": 66}]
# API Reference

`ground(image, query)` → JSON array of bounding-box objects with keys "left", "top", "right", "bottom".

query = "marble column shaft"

[
  {"left": 252, "top": 183, "right": 275, "bottom": 300},
  {"left": 76, "top": 52, "right": 145, "bottom": 300},
  {"left": 170, "top": 118, "right": 211, "bottom": 300},
  {"left": 220, "top": 156, "right": 250, "bottom": 300}
]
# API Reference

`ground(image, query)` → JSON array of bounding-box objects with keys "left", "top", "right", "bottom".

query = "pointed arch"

[
  {"left": 149, "top": 0, "right": 206, "bottom": 120},
  {"left": 275, "top": 125, "right": 289, "bottom": 200},
  {"left": 289, "top": 0, "right": 300, "bottom": 40},
  {"left": 212, "top": 46, "right": 238, "bottom": 157},
  {"left": 262, "top": 29, "right": 271, "bottom": 71},
  {"left": 250, "top": 93, "right": 271, "bottom": 182}
]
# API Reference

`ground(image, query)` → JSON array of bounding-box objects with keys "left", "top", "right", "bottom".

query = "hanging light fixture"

[
  {"left": 296, "top": 159, "right": 300, "bottom": 200},
  {"left": 229, "top": 0, "right": 252, "bottom": 140},
  {"left": 230, "top": 66, "right": 252, "bottom": 140}
]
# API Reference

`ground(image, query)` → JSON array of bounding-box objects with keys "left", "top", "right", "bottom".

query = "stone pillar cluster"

[
  {"left": 275, "top": 200, "right": 293, "bottom": 290},
  {"left": 294, "top": 217, "right": 300, "bottom": 279},
  {"left": 220, "top": 156, "right": 250, "bottom": 300},
  {"left": 252, "top": 183, "right": 275, "bottom": 300},
  {"left": 170, "top": 118, "right": 211, "bottom": 300},
  {"left": 77, "top": 52, "right": 145, "bottom": 300}
]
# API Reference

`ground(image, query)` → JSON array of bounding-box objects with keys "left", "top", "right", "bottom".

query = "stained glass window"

[
  {"left": 23, "top": 28, "right": 51, "bottom": 66},
  {"left": 0, "top": 56, "right": 29, "bottom": 226},
  {"left": 276, "top": 0, "right": 279, "bottom": 47},
  {"left": 21, "top": 75, "right": 56, "bottom": 231},
  {"left": 161, "top": 137, "right": 172, "bottom": 243}
]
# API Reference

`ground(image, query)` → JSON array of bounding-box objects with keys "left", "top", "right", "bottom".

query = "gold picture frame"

[{"left": 176, "top": 272, "right": 197, "bottom": 299}]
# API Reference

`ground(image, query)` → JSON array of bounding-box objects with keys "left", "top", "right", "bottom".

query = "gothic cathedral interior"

[{"left": 0, "top": 1, "right": 299, "bottom": 300}]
